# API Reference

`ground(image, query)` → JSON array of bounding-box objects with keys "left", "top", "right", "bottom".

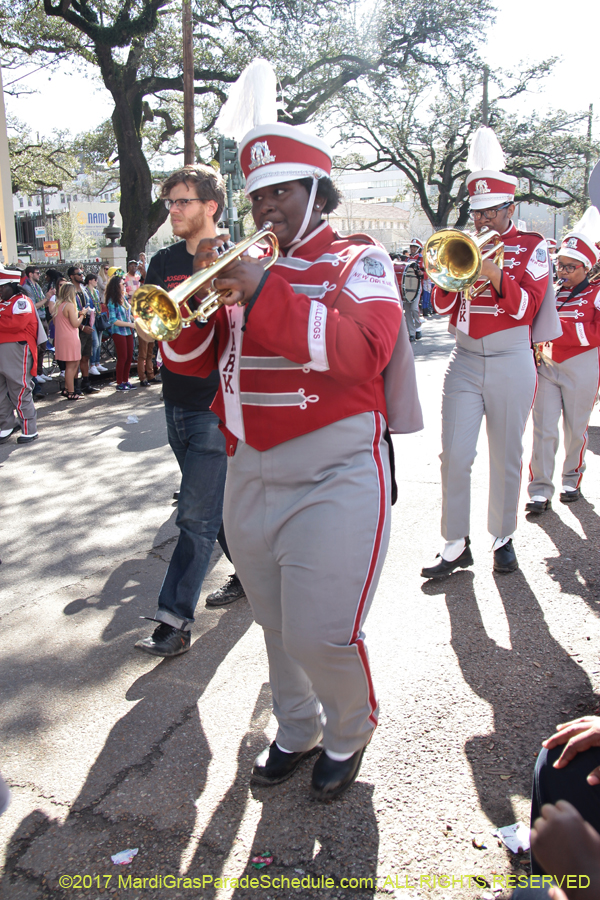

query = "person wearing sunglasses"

[
  {"left": 421, "top": 127, "right": 550, "bottom": 580},
  {"left": 526, "top": 209, "right": 600, "bottom": 513}
]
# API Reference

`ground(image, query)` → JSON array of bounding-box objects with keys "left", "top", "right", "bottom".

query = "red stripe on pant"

[
  {"left": 16, "top": 345, "right": 29, "bottom": 435},
  {"left": 575, "top": 349, "right": 600, "bottom": 488},
  {"left": 350, "top": 412, "right": 387, "bottom": 727}
]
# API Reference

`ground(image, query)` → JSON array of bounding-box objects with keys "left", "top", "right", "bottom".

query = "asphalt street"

[{"left": 1, "top": 316, "right": 600, "bottom": 900}]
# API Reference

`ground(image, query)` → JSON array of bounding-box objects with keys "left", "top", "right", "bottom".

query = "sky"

[{"left": 2, "top": 0, "right": 598, "bottom": 139}]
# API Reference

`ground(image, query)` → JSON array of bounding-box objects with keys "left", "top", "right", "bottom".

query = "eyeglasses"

[
  {"left": 164, "top": 198, "right": 203, "bottom": 211},
  {"left": 74, "top": 271, "right": 83, "bottom": 276},
  {"left": 469, "top": 202, "right": 512, "bottom": 221},
  {"left": 556, "top": 262, "right": 584, "bottom": 274}
]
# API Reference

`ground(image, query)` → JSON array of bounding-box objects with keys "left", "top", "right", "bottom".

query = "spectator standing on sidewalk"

[
  {"left": 84, "top": 273, "right": 108, "bottom": 375},
  {"left": 52, "top": 283, "right": 85, "bottom": 401},
  {"left": 134, "top": 164, "right": 245, "bottom": 659},
  {"left": 124, "top": 260, "right": 141, "bottom": 301},
  {"left": 22, "top": 266, "right": 53, "bottom": 388},
  {"left": 106, "top": 275, "right": 137, "bottom": 391},
  {"left": 0, "top": 264, "right": 40, "bottom": 444},
  {"left": 68, "top": 266, "right": 100, "bottom": 396},
  {"left": 97, "top": 263, "right": 109, "bottom": 303}
]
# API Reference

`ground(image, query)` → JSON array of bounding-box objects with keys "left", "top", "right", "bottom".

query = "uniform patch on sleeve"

[
  {"left": 525, "top": 240, "right": 549, "bottom": 281},
  {"left": 343, "top": 249, "right": 401, "bottom": 304},
  {"left": 576, "top": 322, "right": 590, "bottom": 346},
  {"left": 12, "top": 298, "right": 32, "bottom": 315}
]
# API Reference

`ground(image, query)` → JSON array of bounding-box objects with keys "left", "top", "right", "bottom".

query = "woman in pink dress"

[{"left": 53, "top": 283, "right": 85, "bottom": 400}]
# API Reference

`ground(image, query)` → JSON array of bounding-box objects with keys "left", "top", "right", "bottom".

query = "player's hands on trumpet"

[{"left": 192, "top": 234, "right": 268, "bottom": 307}]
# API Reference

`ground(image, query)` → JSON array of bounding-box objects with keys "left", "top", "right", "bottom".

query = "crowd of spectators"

[{"left": 15, "top": 258, "right": 155, "bottom": 405}]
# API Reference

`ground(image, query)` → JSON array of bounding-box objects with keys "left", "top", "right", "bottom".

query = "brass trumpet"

[
  {"left": 131, "top": 222, "right": 279, "bottom": 341},
  {"left": 423, "top": 226, "right": 504, "bottom": 300}
]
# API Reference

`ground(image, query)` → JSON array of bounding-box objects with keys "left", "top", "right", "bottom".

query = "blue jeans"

[
  {"left": 91, "top": 327, "right": 101, "bottom": 364},
  {"left": 157, "top": 402, "right": 231, "bottom": 629}
]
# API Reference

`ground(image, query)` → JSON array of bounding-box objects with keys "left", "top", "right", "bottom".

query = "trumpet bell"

[
  {"left": 131, "top": 284, "right": 183, "bottom": 341},
  {"left": 424, "top": 227, "right": 503, "bottom": 298}
]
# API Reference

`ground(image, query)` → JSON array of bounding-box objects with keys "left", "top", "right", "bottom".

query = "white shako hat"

[
  {"left": 215, "top": 58, "right": 334, "bottom": 243},
  {"left": 465, "top": 126, "right": 518, "bottom": 211},
  {"left": 409, "top": 237, "right": 423, "bottom": 249},
  {"left": 558, "top": 206, "right": 600, "bottom": 269},
  {"left": 0, "top": 264, "right": 22, "bottom": 287},
  {"left": 239, "top": 123, "right": 332, "bottom": 197}
]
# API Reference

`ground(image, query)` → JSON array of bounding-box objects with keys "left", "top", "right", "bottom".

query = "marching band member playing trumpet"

[
  {"left": 526, "top": 208, "right": 600, "bottom": 513},
  {"left": 421, "top": 127, "right": 549, "bottom": 579},
  {"left": 189, "top": 121, "right": 421, "bottom": 799}
]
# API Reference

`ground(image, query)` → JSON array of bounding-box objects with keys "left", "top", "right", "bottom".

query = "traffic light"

[
  {"left": 218, "top": 137, "right": 237, "bottom": 174},
  {"left": 218, "top": 136, "right": 245, "bottom": 190}
]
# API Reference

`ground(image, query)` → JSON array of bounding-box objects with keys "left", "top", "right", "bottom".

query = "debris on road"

[
  {"left": 251, "top": 852, "right": 273, "bottom": 869},
  {"left": 492, "top": 823, "right": 530, "bottom": 854},
  {"left": 126, "top": 415, "right": 139, "bottom": 424},
  {"left": 111, "top": 848, "right": 139, "bottom": 865}
]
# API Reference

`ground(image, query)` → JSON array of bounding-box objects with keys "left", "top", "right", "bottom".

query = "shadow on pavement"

[
  {"left": 526, "top": 499, "right": 600, "bottom": 616},
  {"left": 0, "top": 552, "right": 255, "bottom": 899},
  {"left": 421, "top": 569, "right": 597, "bottom": 826}
]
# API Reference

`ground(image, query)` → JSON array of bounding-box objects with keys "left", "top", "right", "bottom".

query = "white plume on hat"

[
  {"left": 467, "top": 126, "right": 506, "bottom": 173},
  {"left": 215, "top": 59, "right": 278, "bottom": 143},
  {"left": 570, "top": 206, "right": 600, "bottom": 243}
]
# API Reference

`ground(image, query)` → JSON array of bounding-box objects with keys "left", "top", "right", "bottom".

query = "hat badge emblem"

[
  {"left": 248, "top": 140, "right": 276, "bottom": 170},
  {"left": 474, "top": 179, "right": 491, "bottom": 194},
  {"left": 567, "top": 237, "right": 578, "bottom": 249}
]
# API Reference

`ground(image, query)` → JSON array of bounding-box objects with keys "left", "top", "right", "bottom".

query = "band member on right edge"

[
  {"left": 421, "top": 127, "right": 549, "bottom": 579},
  {"left": 526, "top": 207, "right": 600, "bottom": 513}
]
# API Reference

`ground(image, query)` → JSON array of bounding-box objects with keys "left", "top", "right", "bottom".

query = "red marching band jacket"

[
  {"left": 158, "top": 222, "right": 403, "bottom": 454},
  {"left": 432, "top": 223, "right": 549, "bottom": 337},
  {"left": 549, "top": 280, "right": 600, "bottom": 364},
  {"left": 0, "top": 291, "right": 39, "bottom": 374}
]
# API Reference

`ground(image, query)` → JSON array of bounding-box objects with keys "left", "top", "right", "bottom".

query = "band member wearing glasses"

[
  {"left": 421, "top": 128, "right": 549, "bottom": 579},
  {"left": 191, "top": 123, "right": 421, "bottom": 799},
  {"left": 526, "top": 213, "right": 600, "bottom": 513},
  {"left": 134, "top": 165, "right": 246, "bottom": 660}
]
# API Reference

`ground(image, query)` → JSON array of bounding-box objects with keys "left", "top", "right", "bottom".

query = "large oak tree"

[{"left": 1, "top": 0, "right": 494, "bottom": 256}]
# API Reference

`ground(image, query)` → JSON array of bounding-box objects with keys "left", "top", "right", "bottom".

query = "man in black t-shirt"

[{"left": 135, "top": 165, "right": 245, "bottom": 658}]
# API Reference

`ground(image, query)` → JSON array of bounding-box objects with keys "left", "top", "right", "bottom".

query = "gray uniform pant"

[
  {"left": 528, "top": 349, "right": 600, "bottom": 499},
  {"left": 440, "top": 327, "right": 536, "bottom": 540},
  {"left": 0, "top": 343, "right": 37, "bottom": 436},
  {"left": 223, "top": 412, "right": 391, "bottom": 755},
  {"left": 403, "top": 299, "right": 421, "bottom": 339}
]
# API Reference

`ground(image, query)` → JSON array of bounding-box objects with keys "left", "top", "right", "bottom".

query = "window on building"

[
  {"left": 61, "top": 195, "right": 65, "bottom": 204},
  {"left": 19, "top": 198, "right": 23, "bottom": 208},
  {"left": 28, "top": 197, "right": 32, "bottom": 207},
  {"left": 73, "top": 194, "right": 77, "bottom": 202},
  {"left": 66, "top": 195, "right": 71, "bottom": 202}
]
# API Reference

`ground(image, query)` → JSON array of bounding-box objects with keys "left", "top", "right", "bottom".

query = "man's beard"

[{"left": 172, "top": 209, "right": 207, "bottom": 239}]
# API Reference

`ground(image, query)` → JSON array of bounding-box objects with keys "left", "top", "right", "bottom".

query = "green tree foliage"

[
  {"left": 7, "top": 114, "right": 78, "bottom": 194},
  {"left": 333, "top": 65, "right": 597, "bottom": 229},
  {"left": 0, "top": 0, "right": 495, "bottom": 256}
]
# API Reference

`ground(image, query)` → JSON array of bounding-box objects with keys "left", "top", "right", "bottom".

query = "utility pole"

[
  {"left": 0, "top": 62, "right": 18, "bottom": 265},
  {"left": 482, "top": 66, "right": 489, "bottom": 127},
  {"left": 584, "top": 103, "right": 593, "bottom": 203},
  {"left": 182, "top": 0, "right": 194, "bottom": 166}
]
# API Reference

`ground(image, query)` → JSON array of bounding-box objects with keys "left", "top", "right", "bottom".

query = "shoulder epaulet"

[
  {"left": 518, "top": 229, "right": 544, "bottom": 241},
  {"left": 332, "top": 230, "right": 378, "bottom": 247}
]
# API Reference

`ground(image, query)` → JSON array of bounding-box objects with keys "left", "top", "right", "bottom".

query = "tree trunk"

[{"left": 111, "top": 100, "right": 167, "bottom": 259}]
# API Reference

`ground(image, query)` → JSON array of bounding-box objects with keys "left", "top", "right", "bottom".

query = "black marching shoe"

[
  {"left": 16, "top": 433, "right": 39, "bottom": 445},
  {"left": 560, "top": 488, "right": 581, "bottom": 504},
  {"left": 311, "top": 747, "right": 367, "bottom": 800},
  {"left": 251, "top": 741, "right": 321, "bottom": 786},
  {"left": 135, "top": 622, "right": 191, "bottom": 657},
  {"left": 493, "top": 539, "right": 518, "bottom": 574},
  {"left": 205, "top": 573, "right": 246, "bottom": 607},
  {"left": 421, "top": 537, "right": 473, "bottom": 579},
  {"left": 525, "top": 498, "right": 551, "bottom": 514}
]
